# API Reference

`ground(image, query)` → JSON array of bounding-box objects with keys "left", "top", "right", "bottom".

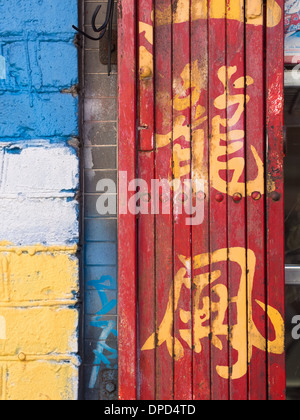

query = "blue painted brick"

[
  {"left": 0, "top": 92, "right": 78, "bottom": 139},
  {"left": 0, "top": 0, "right": 78, "bottom": 35},
  {"left": 2, "top": 43, "right": 30, "bottom": 88},
  {"left": 38, "top": 41, "right": 78, "bottom": 88},
  {"left": 0, "top": 40, "right": 78, "bottom": 92}
]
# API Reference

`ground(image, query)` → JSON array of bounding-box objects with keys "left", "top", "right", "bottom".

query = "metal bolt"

[
  {"left": 141, "top": 192, "right": 151, "bottom": 203},
  {"left": 215, "top": 193, "right": 224, "bottom": 203},
  {"left": 232, "top": 193, "right": 242, "bottom": 203},
  {"left": 270, "top": 191, "right": 281, "bottom": 202},
  {"left": 18, "top": 352, "right": 26, "bottom": 361},
  {"left": 176, "top": 192, "right": 188, "bottom": 203},
  {"left": 105, "top": 382, "right": 116, "bottom": 393},
  {"left": 251, "top": 191, "right": 261, "bottom": 201},
  {"left": 159, "top": 194, "right": 169, "bottom": 203},
  {"left": 140, "top": 66, "right": 152, "bottom": 79},
  {"left": 196, "top": 191, "right": 206, "bottom": 201}
]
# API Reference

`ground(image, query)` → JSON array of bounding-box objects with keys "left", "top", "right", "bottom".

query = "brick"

[
  {"left": 38, "top": 41, "right": 78, "bottom": 88},
  {"left": 85, "top": 242, "right": 117, "bottom": 266},
  {"left": 84, "top": 338, "right": 118, "bottom": 364},
  {"left": 0, "top": 307, "right": 78, "bottom": 356},
  {"left": 84, "top": 73, "right": 117, "bottom": 98},
  {"left": 84, "top": 146, "right": 117, "bottom": 170},
  {"left": 0, "top": 0, "right": 78, "bottom": 35},
  {"left": 84, "top": 122, "right": 117, "bottom": 146},
  {"left": 84, "top": 98, "right": 117, "bottom": 121},
  {"left": 0, "top": 247, "right": 78, "bottom": 303},
  {"left": 85, "top": 289, "right": 117, "bottom": 316},
  {"left": 0, "top": 40, "right": 78, "bottom": 92},
  {"left": 0, "top": 142, "right": 79, "bottom": 197},
  {"left": 0, "top": 361, "right": 78, "bottom": 400},
  {"left": 84, "top": 266, "right": 117, "bottom": 287},
  {"left": 84, "top": 194, "right": 117, "bottom": 218},
  {"left": 0, "top": 198, "right": 78, "bottom": 246},
  {"left": 84, "top": 170, "right": 117, "bottom": 193},
  {"left": 84, "top": 50, "right": 117, "bottom": 75},
  {"left": 0, "top": 93, "right": 78, "bottom": 139},
  {"left": 85, "top": 218, "right": 117, "bottom": 242},
  {"left": 84, "top": 315, "right": 117, "bottom": 341}
]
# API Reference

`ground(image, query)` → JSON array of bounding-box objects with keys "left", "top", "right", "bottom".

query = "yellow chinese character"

[
  {"left": 210, "top": 66, "right": 266, "bottom": 197},
  {"left": 142, "top": 247, "right": 284, "bottom": 380}
]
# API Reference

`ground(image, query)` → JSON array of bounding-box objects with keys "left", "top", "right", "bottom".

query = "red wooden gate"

[{"left": 118, "top": 0, "right": 285, "bottom": 400}]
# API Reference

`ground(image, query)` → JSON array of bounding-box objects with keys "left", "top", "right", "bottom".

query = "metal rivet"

[
  {"left": 232, "top": 193, "right": 242, "bottom": 203},
  {"left": 140, "top": 66, "right": 152, "bottom": 79},
  {"left": 271, "top": 191, "right": 281, "bottom": 202},
  {"left": 159, "top": 194, "right": 169, "bottom": 203},
  {"left": 141, "top": 192, "right": 151, "bottom": 203},
  {"left": 105, "top": 383, "right": 116, "bottom": 394},
  {"left": 251, "top": 191, "right": 262, "bottom": 201},
  {"left": 215, "top": 193, "right": 224, "bottom": 203},
  {"left": 18, "top": 352, "right": 26, "bottom": 361},
  {"left": 181, "top": 193, "right": 188, "bottom": 203},
  {"left": 196, "top": 191, "right": 206, "bottom": 201}
]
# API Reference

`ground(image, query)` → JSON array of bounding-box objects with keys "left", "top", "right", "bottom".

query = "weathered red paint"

[
  {"left": 191, "top": 0, "right": 210, "bottom": 401},
  {"left": 208, "top": 1, "right": 229, "bottom": 400},
  {"left": 266, "top": 0, "right": 286, "bottom": 401},
  {"left": 246, "top": 0, "right": 267, "bottom": 401},
  {"left": 137, "top": 0, "right": 156, "bottom": 400},
  {"left": 118, "top": 0, "right": 137, "bottom": 401},
  {"left": 118, "top": 0, "right": 285, "bottom": 401},
  {"left": 172, "top": 1, "right": 193, "bottom": 401},
  {"left": 154, "top": 0, "right": 174, "bottom": 400},
  {"left": 226, "top": 4, "right": 247, "bottom": 401}
]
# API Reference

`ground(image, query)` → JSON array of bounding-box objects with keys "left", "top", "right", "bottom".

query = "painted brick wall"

[
  {"left": 0, "top": 0, "right": 80, "bottom": 400},
  {"left": 82, "top": 0, "right": 118, "bottom": 401}
]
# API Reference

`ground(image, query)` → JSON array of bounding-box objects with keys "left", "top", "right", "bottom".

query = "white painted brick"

[
  {"left": 0, "top": 141, "right": 78, "bottom": 197},
  {"left": 0, "top": 197, "right": 78, "bottom": 245}
]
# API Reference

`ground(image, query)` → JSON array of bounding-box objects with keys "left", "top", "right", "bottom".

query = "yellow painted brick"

[
  {"left": 0, "top": 246, "right": 78, "bottom": 303},
  {"left": 0, "top": 361, "right": 78, "bottom": 400},
  {"left": 0, "top": 307, "right": 78, "bottom": 356}
]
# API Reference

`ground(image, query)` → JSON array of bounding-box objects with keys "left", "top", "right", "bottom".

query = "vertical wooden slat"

[
  {"left": 226, "top": 0, "right": 247, "bottom": 400},
  {"left": 172, "top": 0, "right": 192, "bottom": 400},
  {"left": 191, "top": 0, "right": 210, "bottom": 401},
  {"left": 245, "top": 0, "right": 267, "bottom": 401},
  {"left": 266, "top": 0, "right": 285, "bottom": 401},
  {"left": 118, "top": 0, "right": 137, "bottom": 401},
  {"left": 155, "top": 0, "right": 174, "bottom": 400},
  {"left": 208, "top": 0, "right": 229, "bottom": 400},
  {"left": 137, "top": 0, "right": 155, "bottom": 400}
]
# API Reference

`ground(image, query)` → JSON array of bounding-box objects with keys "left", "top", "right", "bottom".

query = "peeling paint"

[{"left": 0, "top": 56, "right": 6, "bottom": 80}]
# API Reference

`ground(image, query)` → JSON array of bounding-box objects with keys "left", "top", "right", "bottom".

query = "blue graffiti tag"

[{"left": 88, "top": 275, "right": 118, "bottom": 389}]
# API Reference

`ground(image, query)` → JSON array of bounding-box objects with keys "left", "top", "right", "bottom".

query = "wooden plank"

[
  {"left": 154, "top": 0, "right": 174, "bottom": 400},
  {"left": 226, "top": 1, "right": 247, "bottom": 400},
  {"left": 138, "top": 0, "right": 155, "bottom": 152},
  {"left": 172, "top": 0, "right": 192, "bottom": 400},
  {"left": 245, "top": 0, "right": 267, "bottom": 401},
  {"left": 117, "top": 0, "right": 137, "bottom": 400},
  {"left": 266, "top": 0, "right": 285, "bottom": 401},
  {"left": 208, "top": 0, "right": 229, "bottom": 400},
  {"left": 191, "top": 0, "right": 210, "bottom": 401},
  {"left": 137, "top": 0, "right": 155, "bottom": 400}
]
